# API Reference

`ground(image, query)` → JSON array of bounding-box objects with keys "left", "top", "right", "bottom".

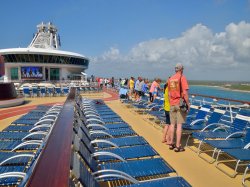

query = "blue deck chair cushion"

[
  {"left": 87, "top": 128, "right": 136, "bottom": 139},
  {"left": 121, "top": 176, "right": 191, "bottom": 187},
  {"left": 0, "top": 166, "right": 26, "bottom": 186},
  {"left": 12, "top": 119, "right": 39, "bottom": 125},
  {"left": 204, "top": 139, "right": 246, "bottom": 149},
  {"left": 3, "top": 125, "right": 49, "bottom": 132},
  {"left": 220, "top": 149, "right": 250, "bottom": 161},
  {"left": 96, "top": 145, "right": 159, "bottom": 162},
  {"left": 0, "top": 141, "right": 39, "bottom": 151},
  {"left": 95, "top": 136, "right": 148, "bottom": 148},
  {"left": 0, "top": 152, "right": 33, "bottom": 165},
  {"left": 0, "top": 132, "right": 44, "bottom": 140},
  {"left": 100, "top": 158, "right": 174, "bottom": 181},
  {"left": 89, "top": 123, "right": 130, "bottom": 130}
]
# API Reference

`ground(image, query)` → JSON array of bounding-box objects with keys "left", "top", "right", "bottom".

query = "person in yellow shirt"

[
  {"left": 162, "top": 79, "right": 171, "bottom": 144},
  {"left": 128, "top": 77, "right": 135, "bottom": 99}
]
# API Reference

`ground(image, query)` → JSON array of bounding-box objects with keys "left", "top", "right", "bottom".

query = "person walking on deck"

[
  {"left": 162, "top": 79, "right": 171, "bottom": 144},
  {"left": 149, "top": 78, "right": 161, "bottom": 102},
  {"left": 168, "top": 63, "right": 190, "bottom": 152}
]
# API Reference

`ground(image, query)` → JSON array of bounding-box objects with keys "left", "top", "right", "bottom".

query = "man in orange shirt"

[{"left": 168, "top": 63, "right": 190, "bottom": 152}]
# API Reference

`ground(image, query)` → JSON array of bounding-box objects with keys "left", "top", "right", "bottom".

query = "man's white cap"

[{"left": 175, "top": 63, "right": 184, "bottom": 71}]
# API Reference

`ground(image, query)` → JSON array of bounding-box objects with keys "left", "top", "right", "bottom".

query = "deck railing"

[
  {"left": 26, "top": 88, "right": 76, "bottom": 187},
  {"left": 190, "top": 93, "right": 250, "bottom": 105}
]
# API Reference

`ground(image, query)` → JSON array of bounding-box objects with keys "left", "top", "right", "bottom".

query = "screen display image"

[{"left": 21, "top": 67, "right": 43, "bottom": 79}]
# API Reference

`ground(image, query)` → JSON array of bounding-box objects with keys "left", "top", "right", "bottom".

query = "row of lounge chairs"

[
  {"left": 22, "top": 86, "right": 101, "bottom": 97},
  {"left": 22, "top": 87, "right": 70, "bottom": 97},
  {"left": 0, "top": 104, "right": 63, "bottom": 186},
  {"left": 69, "top": 96, "right": 192, "bottom": 187},
  {"left": 121, "top": 93, "right": 250, "bottom": 185}
]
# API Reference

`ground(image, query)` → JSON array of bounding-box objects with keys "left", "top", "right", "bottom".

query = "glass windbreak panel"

[
  {"left": 3, "top": 55, "right": 10, "bottom": 62},
  {"left": 29, "top": 54, "right": 35, "bottom": 62},
  {"left": 12, "top": 55, "right": 17, "bottom": 62},
  {"left": 10, "top": 67, "right": 19, "bottom": 80},
  {"left": 50, "top": 68, "right": 60, "bottom": 80},
  {"left": 43, "top": 55, "right": 49, "bottom": 63},
  {"left": 24, "top": 54, "right": 30, "bottom": 62},
  {"left": 34, "top": 54, "right": 39, "bottom": 62}
]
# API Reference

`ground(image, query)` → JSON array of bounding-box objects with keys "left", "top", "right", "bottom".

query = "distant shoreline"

[{"left": 190, "top": 84, "right": 250, "bottom": 93}]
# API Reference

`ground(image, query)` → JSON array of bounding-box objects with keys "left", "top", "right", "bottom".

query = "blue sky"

[{"left": 0, "top": 0, "right": 250, "bottom": 81}]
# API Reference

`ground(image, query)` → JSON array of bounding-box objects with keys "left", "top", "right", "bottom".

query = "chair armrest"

[
  {"left": 201, "top": 123, "right": 230, "bottom": 132},
  {"left": 89, "top": 130, "right": 114, "bottom": 138},
  {"left": 212, "top": 126, "right": 230, "bottom": 132},
  {"left": 93, "top": 169, "right": 138, "bottom": 184},
  {"left": 90, "top": 139, "right": 119, "bottom": 148},
  {"left": 189, "top": 119, "right": 206, "bottom": 126},
  {"left": 244, "top": 142, "right": 250, "bottom": 149},
  {"left": 86, "top": 118, "right": 105, "bottom": 124},
  {"left": 85, "top": 114, "right": 101, "bottom": 118},
  {"left": 87, "top": 124, "right": 108, "bottom": 130},
  {"left": 225, "top": 131, "right": 244, "bottom": 140},
  {"left": 0, "top": 172, "right": 26, "bottom": 180},
  {"left": 91, "top": 151, "right": 126, "bottom": 162},
  {"left": 0, "top": 154, "right": 34, "bottom": 166}
]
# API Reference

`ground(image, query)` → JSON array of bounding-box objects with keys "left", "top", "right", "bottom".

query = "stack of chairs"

[
  {"left": 69, "top": 96, "right": 191, "bottom": 187},
  {"left": 0, "top": 104, "right": 63, "bottom": 186}
]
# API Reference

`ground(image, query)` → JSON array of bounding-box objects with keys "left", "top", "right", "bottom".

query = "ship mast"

[{"left": 28, "top": 22, "right": 60, "bottom": 49}]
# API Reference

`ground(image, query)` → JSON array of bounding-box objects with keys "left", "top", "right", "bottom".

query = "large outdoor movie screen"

[{"left": 21, "top": 66, "right": 43, "bottom": 79}]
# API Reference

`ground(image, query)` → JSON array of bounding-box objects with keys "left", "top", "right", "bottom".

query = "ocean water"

[
  {"left": 159, "top": 84, "right": 250, "bottom": 103},
  {"left": 189, "top": 85, "right": 250, "bottom": 103}
]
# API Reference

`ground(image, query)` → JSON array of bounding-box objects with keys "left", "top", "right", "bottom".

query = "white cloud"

[{"left": 87, "top": 21, "right": 250, "bottom": 81}]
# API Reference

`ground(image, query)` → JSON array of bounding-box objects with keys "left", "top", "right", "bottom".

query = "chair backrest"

[
  {"left": 76, "top": 127, "right": 95, "bottom": 153},
  {"left": 75, "top": 118, "right": 92, "bottom": 141},
  {"left": 55, "top": 87, "right": 62, "bottom": 93},
  {"left": 194, "top": 104, "right": 211, "bottom": 120},
  {"left": 23, "top": 87, "right": 30, "bottom": 95},
  {"left": 40, "top": 87, "right": 46, "bottom": 94},
  {"left": 72, "top": 152, "right": 100, "bottom": 187},
  {"left": 78, "top": 139, "right": 98, "bottom": 172},
  {"left": 152, "top": 98, "right": 161, "bottom": 105},
  {"left": 231, "top": 110, "right": 250, "bottom": 131},
  {"left": 187, "top": 104, "right": 200, "bottom": 116},
  {"left": 244, "top": 127, "right": 250, "bottom": 143},
  {"left": 217, "top": 110, "right": 234, "bottom": 126},
  {"left": 47, "top": 87, "right": 53, "bottom": 93},
  {"left": 63, "top": 87, "right": 69, "bottom": 94},
  {"left": 32, "top": 87, "right": 38, "bottom": 94},
  {"left": 207, "top": 108, "right": 226, "bottom": 124}
]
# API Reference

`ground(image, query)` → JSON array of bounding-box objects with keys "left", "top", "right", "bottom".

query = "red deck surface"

[{"left": 0, "top": 102, "right": 64, "bottom": 120}]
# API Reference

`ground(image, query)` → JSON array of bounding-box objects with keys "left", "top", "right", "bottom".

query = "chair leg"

[
  {"left": 243, "top": 165, "right": 250, "bottom": 186},
  {"left": 198, "top": 146, "right": 217, "bottom": 164},
  {"left": 216, "top": 159, "right": 241, "bottom": 178}
]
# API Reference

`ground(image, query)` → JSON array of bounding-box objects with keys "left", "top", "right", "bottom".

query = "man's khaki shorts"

[{"left": 170, "top": 105, "right": 187, "bottom": 124}]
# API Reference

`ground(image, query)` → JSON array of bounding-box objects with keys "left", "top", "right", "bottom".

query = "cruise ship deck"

[{"left": 0, "top": 89, "right": 247, "bottom": 187}]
